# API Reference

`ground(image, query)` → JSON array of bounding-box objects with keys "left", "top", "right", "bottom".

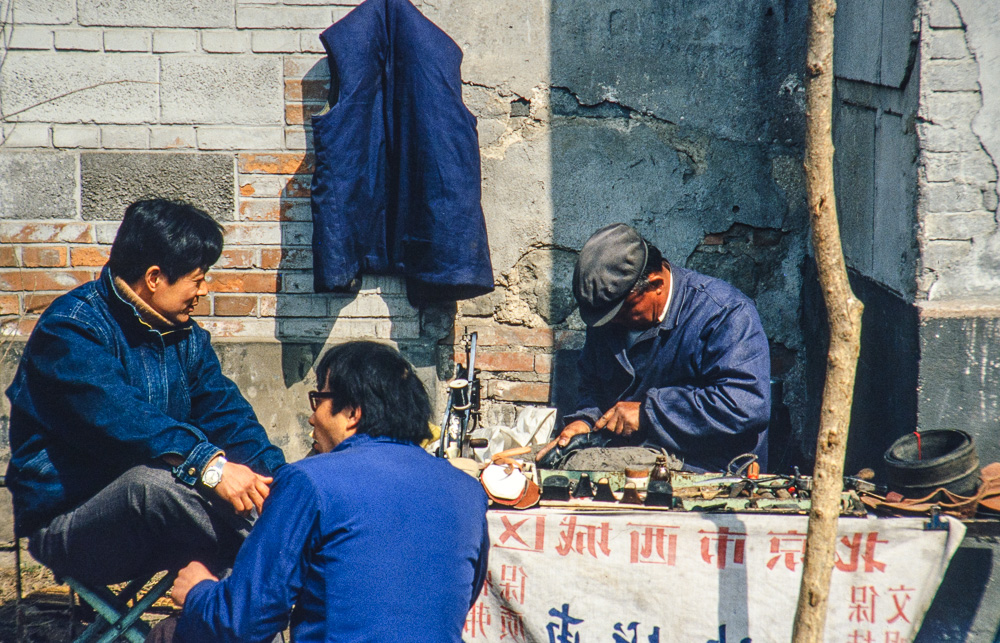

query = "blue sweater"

[{"left": 178, "top": 434, "right": 490, "bottom": 642}]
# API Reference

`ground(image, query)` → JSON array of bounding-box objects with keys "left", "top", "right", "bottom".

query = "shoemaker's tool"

[{"left": 437, "top": 330, "right": 481, "bottom": 459}]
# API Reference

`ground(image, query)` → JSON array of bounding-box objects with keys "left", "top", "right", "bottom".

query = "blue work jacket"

[
  {"left": 5, "top": 268, "right": 285, "bottom": 535},
  {"left": 564, "top": 266, "right": 771, "bottom": 472},
  {"left": 178, "top": 434, "right": 490, "bottom": 643},
  {"left": 310, "top": 0, "right": 494, "bottom": 304}
]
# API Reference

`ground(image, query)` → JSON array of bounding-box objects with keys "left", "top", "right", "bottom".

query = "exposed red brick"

[
  {"left": 192, "top": 298, "right": 211, "bottom": 316},
  {"left": 534, "top": 353, "right": 552, "bottom": 374},
  {"left": 0, "top": 294, "right": 19, "bottom": 315},
  {"left": 209, "top": 271, "right": 280, "bottom": 294},
  {"left": 284, "top": 78, "right": 330, "bottom": 102},
  {"left": 238, "top": 153, "right": 314, "bottom": 175},
  {"left": 240, "top": 183, "right": 256, "bottom": 196},
  {"left": 24, "top": 293, "right": 58, "bottom": 314},
  {"left": 1, "top": 223, "right": 93, "bottom": 244},
  {"left": 488, "top": 380, "right": 550, "bottom": 403},
  {"left": 22, "top": 246, "right": 67, "bottom": 268},
  {"left": 0, "top": 270, "right": 93, "bottom": 292},
  {"left": 285, "top": 103, "right": 325, "bottom": 126},
  {"left": 217, "top": 249, "right": 255, "bottom": 269},
  {"left": 70, "top": 247, "right": 110, "bottom": 267},
  {"left": 466, "top": 351, "right": 534, "bottom": 372},
  {"left": 260, "top": 248, "right": 313, "bottom": 270},
  {"left": 702, "top": 233, "right": 725, "bottom": 246},
  {"left": 6, "top": 317, "right": 37, "bottom": 335},
  {"left": 469, "top": 325, "right": 554, "bottom": 348},
  {"left": 752, "top": 229, "right": 783, "bottom": 247},
  {"left": 214, "top": 295, "right": 258, "bottom": 316},
  {"left": 239, "top": 199, "right": 311, "bottom": 222},
  {"left": 283, "top": 175, "right": 311, "bottom": 198},
  {"left": 0, "top": 246, "right": 17, "bottom": 267}
]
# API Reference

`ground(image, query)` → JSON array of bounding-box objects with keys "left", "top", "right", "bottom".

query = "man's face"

[
  {"left": 308, "top": 386, "right": 358, "bottom": 453},
  {"left": 148, "top": 267, "right": 209, "bottom": 325},
  {"left": 610, "top": 286, "right": 663, "bottom": 329}
]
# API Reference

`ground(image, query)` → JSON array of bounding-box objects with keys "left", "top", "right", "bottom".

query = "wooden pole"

[{"left": 792, "top": 0, "right": 865, "bottom": 640}]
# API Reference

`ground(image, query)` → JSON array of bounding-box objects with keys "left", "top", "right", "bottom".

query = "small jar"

[
  {"left": 650, "top": 455, "right": 671, "bottom": 484},
  {"left": 625, "top": 467, "right": 650, "bottom": 493}
]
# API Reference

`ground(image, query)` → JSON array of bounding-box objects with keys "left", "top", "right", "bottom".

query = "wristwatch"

[{"left": 202, "top": 455, "right": 227, "bottom": 488}]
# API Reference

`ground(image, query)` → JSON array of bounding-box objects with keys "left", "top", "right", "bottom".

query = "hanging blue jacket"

[
  {"left": 310, "top": 0, "right": 494, "bottom": 304},
  {"left": 5, "top": 268, "right": 285, "bottom": 535},
  {"left": 563, "top": 266, "right": 771, "bottom": 472}
]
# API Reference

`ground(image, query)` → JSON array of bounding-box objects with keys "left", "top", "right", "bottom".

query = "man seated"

[
  {"left": 539, "top": 223, "right": 770, "bottom": 472},
  {"left": 5, "top": 199, "right": 285, "bottom": 585},
  {"left": 165, "top": 341, "right": 490, "bottom": 642}
]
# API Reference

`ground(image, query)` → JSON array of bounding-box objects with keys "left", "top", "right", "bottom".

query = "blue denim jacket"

[
  {"left": 5, "top": 267, "right": 286, "bottom": 535},
  {"left": 564, "top": 266, "right": 771, "bottom": 472}
]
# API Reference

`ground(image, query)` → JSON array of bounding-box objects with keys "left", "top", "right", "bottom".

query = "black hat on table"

[{"left": 572, "top": 223, "right": 649, "bottom": 327}]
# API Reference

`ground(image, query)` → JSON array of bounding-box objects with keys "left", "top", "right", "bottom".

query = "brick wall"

[
  {"left": 916, "top": 0, "right": 1000, "bottom": 300},
  {"left": 0, "top": 0, "right": 582, "bottom": 420}
]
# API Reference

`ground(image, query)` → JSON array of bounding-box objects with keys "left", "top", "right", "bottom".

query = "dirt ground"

[{"left": 0, "top": 557, "right": 174, "bottom": 643}]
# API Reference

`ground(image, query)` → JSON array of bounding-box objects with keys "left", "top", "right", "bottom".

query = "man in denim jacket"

[
  {"left": 539, "top": 223, "right": 770, "bottom": 473},
  {"left": 5, "top": 199, "right": 286, "bottom": 585}
]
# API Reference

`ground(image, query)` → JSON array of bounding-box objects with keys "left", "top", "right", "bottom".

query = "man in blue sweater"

[{"left": 169, "top": 341, "right": 490, "bottom": 642}]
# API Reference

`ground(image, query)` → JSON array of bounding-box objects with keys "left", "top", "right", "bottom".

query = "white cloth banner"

[{"left": 464, "top": 509, "right": 965, "bottom": 643}]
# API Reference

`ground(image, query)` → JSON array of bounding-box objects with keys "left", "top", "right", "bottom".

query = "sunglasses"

[{"left": 308, "top": 390, "right": 337, "bottom": 411}]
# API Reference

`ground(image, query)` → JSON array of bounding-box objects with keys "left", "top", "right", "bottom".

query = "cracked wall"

[
  {"left": 0, "top": 0, "right": 814, "bottom": 488},
  {"left": 430, "top": 0, "right": 813, "bottom": 455}
]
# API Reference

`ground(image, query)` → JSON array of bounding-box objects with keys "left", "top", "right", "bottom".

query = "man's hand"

[
  {"left": 211, "top": 459, "right": 273, "bottom": 516},
  {"left": 594, "top": 401, "right": 642, "bottom": 436},
  {"left": 536, "top": 420, "right": 592, "bottom": 461},
  {"left": 170, "top": 561, "right": 218, "bottom": 608}
]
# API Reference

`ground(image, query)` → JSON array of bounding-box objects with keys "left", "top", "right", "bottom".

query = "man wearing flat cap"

[{"left": 538, "top": 223, "right": 770, "bottom": 472}]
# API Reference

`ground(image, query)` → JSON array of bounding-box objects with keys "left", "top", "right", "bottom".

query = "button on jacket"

[
  {"left": 178, "top": 434, "right": 490, "bottom": 643},
  {"left": 5, "top": 267, "right": 285, "bottom": 535},
  {"left": 310, "top": 0, "right": 494, "bottom": 303},
  {"left": 564, "top": 266, "right": 771, "bottom": 472}
]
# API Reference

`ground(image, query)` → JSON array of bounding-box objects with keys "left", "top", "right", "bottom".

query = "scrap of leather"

[
  {"left": 480, "top": 459, "right": 540, "bottom": 510},
  {"left": 861, "top": 462, "right": 1000, "bottom": 518}
]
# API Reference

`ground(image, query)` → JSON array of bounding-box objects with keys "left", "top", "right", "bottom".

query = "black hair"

[
  {"left": 315, "top": 341, "right": 433, "bottom": 444},
  {"left": 630, "top": 241, "right": 668, "bottom": 294},
  {"left": 108, "top": 199, "right": 224, "bottom": 284}
]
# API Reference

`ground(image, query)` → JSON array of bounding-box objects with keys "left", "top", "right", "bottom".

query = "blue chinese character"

[
  {"left": 613, "top": 621, "right": 661, "bottom": 643},
  {"left": 708, "top": 624, "right": 751, "bottom": 643},
  {"left": 547, "top": 603, "right": 584, "bottom": 643}
]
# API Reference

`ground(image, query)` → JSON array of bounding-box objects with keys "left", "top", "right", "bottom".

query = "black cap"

[{"left": 572, "top": 223, "right": 648, "bottom": 327}]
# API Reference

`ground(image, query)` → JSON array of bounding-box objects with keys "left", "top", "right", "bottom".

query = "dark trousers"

[{"left": 29, "top": 464, "right": 250, "bottom": 586}]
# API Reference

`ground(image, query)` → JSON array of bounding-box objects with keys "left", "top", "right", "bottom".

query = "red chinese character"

[
  {"left": 849, "top": 585, "right": 879, "bottom": 624},
  {"left": 498, "top": 565, "right": 528, "bottom": 604},
  {"left": 847, "top": 630, "right": 874, "bottom": 643},
  {"left": 465, "top": 601, "right": 491, "bottom": 639},
  {"left": 555, "top": 516, "right": 612, "bottom": 558},
  {"left": 627, "top": 523, "right": 678, "bottom": 565},
  {"left": 766, "top": 530, "right": 807, "bottom": 571},
  {"left": 835, "top": 532, "right": 888, "bottom": 573},
  {"left": 886, "top": 585, "right": 915, "bottom": 624},
  {"left": 883, "top": 632, "right": 908, "bottom": 643},
  {"left": 499, "top": 606, "right": 526, "bottom": 641},
  {"left": 699, "top": 527, "right": 747, "bottom": 569},
  {"left": 496, "top": 514, "right": 546, "bottom": 552}
]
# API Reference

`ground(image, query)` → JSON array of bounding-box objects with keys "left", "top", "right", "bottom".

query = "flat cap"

[{"left": 572, "top": 223, "right": 648, "bottom": 327}]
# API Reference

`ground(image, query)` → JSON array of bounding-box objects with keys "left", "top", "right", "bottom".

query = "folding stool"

[{"left": 63, "top": 572, "right": 177, "bottom": 643}]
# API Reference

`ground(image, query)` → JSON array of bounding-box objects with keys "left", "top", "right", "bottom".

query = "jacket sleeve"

[
  {"left": 185, "top": 327, "right": 286, "bottom": 476},
  {"left": 20, "top": 313, "right": 222, "bottom": 484},
  {"left": 559, "top": 332, "right": 605, "bottom": 429},
  {"left": 640, "top": 303, "right": 770, "bottom": 453},
  {"left": 178, "top": 467, "right": 318, "bottom": 643}
]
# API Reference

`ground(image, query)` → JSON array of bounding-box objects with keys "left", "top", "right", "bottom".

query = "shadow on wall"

[
  {"left": 274, "top": 59, "right": 447, "bottom": 418},
  {"left": 548, "top": 0, "right": 811, "bottom": 479}
]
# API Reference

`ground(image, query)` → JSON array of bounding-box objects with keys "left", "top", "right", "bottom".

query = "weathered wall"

[{"left": 0, "top": 0, "right": 812, "bottom": 445}]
